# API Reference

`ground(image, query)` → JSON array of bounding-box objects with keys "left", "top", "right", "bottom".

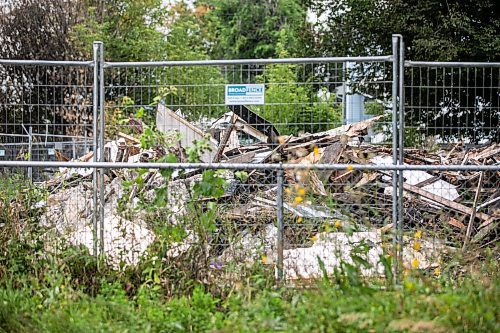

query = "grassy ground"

[
  {"left": 0, "top": 262, "right": 498, "bottom": 333},
  {"left": 0, "top": 174, "right": 498, "bottom": 332}
]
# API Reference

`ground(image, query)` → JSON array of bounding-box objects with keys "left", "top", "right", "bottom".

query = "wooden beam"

[
  {"left": 117, "top": 132, "right": 140, "bottom": 145},
  {"left": 403, "top": 182, "right": 492, "bottom": 222}
]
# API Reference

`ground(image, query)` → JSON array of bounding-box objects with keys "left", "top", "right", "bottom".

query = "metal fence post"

[
  {"left": 28, "top": 126, "right": 32, "bottom": 181},
  {"left": 276, "top": 166, "right": 284, "bottom": 282},
  {"left": 391, "top": 35, "right": 400, "bottom": 282},
  {"left": 92, "top": 42, "right": 99, "bottom": 257},
  {"left": 97, "top": 41, "right": 105, "bottom": 256},
  {"left": 397, "top": 35, "right": 405, "bottom": 265}
]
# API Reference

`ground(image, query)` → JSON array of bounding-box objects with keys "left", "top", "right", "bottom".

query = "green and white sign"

[{"left": 225, "top": 84, "right": 265, "bottom": 105}]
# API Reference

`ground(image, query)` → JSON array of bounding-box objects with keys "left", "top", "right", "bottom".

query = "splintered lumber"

[
  {"left": 317, "top": 141, "right": 347, "bottom": 182},
  {"left": 228, "top": 105, "right": 280, "bottom": 143},
  {"left": 468, "top": 143, "right": 500, "bottom": 161},
  {"left": 224, "top": 148, "right": 269, "bottom": 164},
  {"left": 55, "top": 150, "right": 70, "bottom": 162},
  {"left": 78, "top": 151, "right": 94, "bottom": 162},
  {"left": 463, "top": 171, "right": 484, "bottom": 250},
  {"left": 448, "top": 217, "right": 466, "bottom": 230},
  {"left": 118, "top": 132, "right": 140, "bottom": 145},
  {"left": 213, "top": 114, "right": 237, "bottom": 163},
  {"left": 402, "top": 182, "right": 493, "bottom": 222},
  {"left": 261, "top": 136, "right": 292, "bottom": 163}
]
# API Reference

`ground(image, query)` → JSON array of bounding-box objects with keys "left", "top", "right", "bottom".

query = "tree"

[
  {"left": 74, "top": 1, "right": 227, "bottom": 124},
  {"left": 309, "top": 0, "right": 500, "bottom": 143},
  {"left": 0, "top": 0, "right": 90, "bottom": 138},
  {"left": 309, "top": 0, "right": 500, "bottom": 61},
  {"left": 72, "top": 0, "right": 168, "bottom": 61},
  {"left": 199, "top": 0, "right": 309, "bottom": 59},
  {"left": 255, "top": 30, "right": 341, "bottom": 135},
  {"left": 0, "top": 0, "right": 86, "bottom": 60}
]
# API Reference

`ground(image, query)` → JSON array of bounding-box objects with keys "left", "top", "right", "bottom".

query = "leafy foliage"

[
  {"left": 256, "top": 30, "right": 341, "bottom": 135},
  {"left": 309, "top": 0, "right": 500, "bottom": 61},
  {"left": 200, "top": 0, "right": 309, "bottom": 59},
  {"left": 72, "top": 0, "right": 167, "bottom": 61},
  {"left": 309, "top": 0, "right": 500, "bottom": 143}
]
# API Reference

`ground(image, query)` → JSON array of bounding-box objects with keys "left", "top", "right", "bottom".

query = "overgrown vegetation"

[
  {"left": 1, "top": 1, "right": 499, "bottom": 331},
  {"left": 0, "top": 174, "right": 498, "bottom": 332}
]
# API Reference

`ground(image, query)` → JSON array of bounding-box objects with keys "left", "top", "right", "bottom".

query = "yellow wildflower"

[
  {"left": 434, "top": 267, "right": 441, "bottom": 276},
  {"left": 346, "top": 165, "right": 354, "bottom": 171},
  {"left": 311, "top": 235, "right": 318, "bottom": 242},
  {"left": 297, "top": 187, "right": 306, "bottom": 196},
  {"left": 404, "top": 280, "right": 415, "bottom": 291},
  {"left": 411, "top": 258, "right": 419, "bottom": 269},
  {"left": 285, "top": 187, "right": 291, "bottom": 194},
  {"left": 294, "top": 196, "right": 303, "bottom": 204},
  {"left": 415, "top": 229, "right": 422, "bottom": 239},
  {"left": 261, "top": 255, "right": 267, "bottom": 264},
  {"left": 313, "top": 146, "right": 319, "bottom": 157},
  {"left": 413, "top": 241, "right": 421, "bottom": 251},
  {"left": 334, "top": 220, "right": 342, "bottom": 228},
  {"left": 297, "top": 217, "right": 303, "bottom": 223}
]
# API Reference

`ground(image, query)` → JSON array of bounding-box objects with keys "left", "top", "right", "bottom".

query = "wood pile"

[{"left": 44, "top": 106, "right": 499, "bottom": 249}]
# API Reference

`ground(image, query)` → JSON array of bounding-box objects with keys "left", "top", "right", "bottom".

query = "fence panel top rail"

[
  {"left": 0, "top": 59, "right": 94, "bottom": 67},
  {"left": 405, "top": 61, "right": 500, "bottom": 68},
  {"left": 1, "top": 161, "right": 498, "bottom": 172},
  {"left": 104, "top": 55, "right": 393, "bottom": 68}
]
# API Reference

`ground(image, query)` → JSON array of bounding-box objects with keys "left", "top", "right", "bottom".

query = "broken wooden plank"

[
  {"left": 228, "top": 105, "right": 280, "bottom": 143},
  {"left": 469, "top": 143, "right": 500, "bottom": 161},
  {"left": 403, "top": 182, "right": 493, "bottom": 222},
  {"left": 317, "top": 141, "right": 347, "bottom": 182},
  {"left": 55, "top": 150, "right": 70, "bottom": 162},
  {"left": 117, "top": 132, "right": 140, "bottom": 145},
  {"left": 213, "top": 114, "right": 237, "bottom": 163},
  {"left": 284, "top": 136, "right": 339, "bottom": 152},
  {"left": 448, "top": 217, "right": 466, "bottom": 230},
  {"left": 224, "top": 148, "right": 270, "bottom": 164},
  {"left": 463, "top": 171, "right": 484, "bottom": 250},
  {"left": 78, "top": 151, "right": 94, "bottom": 162}
]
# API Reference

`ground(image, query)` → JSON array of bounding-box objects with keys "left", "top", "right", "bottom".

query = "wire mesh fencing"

[
  {"left": 1, "top": 36, "right": 499, "bottom": 284},
  {"left": 0, "top": 60, "right": 95, "bottom": 180},
  {"left": 404, "top": 62, "right": 500, "bottom": 146}
]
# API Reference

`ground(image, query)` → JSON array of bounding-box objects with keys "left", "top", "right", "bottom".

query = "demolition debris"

[{"left": 37, "top": 105, "right": 499, "bottom": 279}]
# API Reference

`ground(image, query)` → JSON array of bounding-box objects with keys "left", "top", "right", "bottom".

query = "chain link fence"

[{"left": 1, "top": 35, "right": 498, "bottom": 284}]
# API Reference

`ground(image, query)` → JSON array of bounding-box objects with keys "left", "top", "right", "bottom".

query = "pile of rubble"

[{"left": 40, "top": 104, "right": 499, "bottom": 279}]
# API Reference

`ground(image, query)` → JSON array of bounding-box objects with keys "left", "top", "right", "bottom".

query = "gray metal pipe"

[
  {"left": 92, "top": 42, "right": 100, "bottom": 257},
  {"left": 276, "top": 168, "right": 284, "bottom": 282},
  {"left": 405, "top": 61, "right": 500, "bottom": 68},
  {"left": 104, "top": 56, "right": 392, "bottom": 68},
  {"left": 98, "top": 42, "right": 105, "bottom": 256},
  {"left": 0, "top": 59, "right": 93, "bottom": 67},
  {"left": 2, "top": 161, "right": 497, "bottom": 172},
  {"left": 397, "top": 36, "right": 405, "bottom": 267},
  {"left": 391, "top": 35, "right": 400, "bottom": 282}
]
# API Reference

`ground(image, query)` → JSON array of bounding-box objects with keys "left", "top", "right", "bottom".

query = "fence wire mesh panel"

[
  {"left": 2, "top": 39, "right": 499, "bottom": 286},
  {"left": 102, "top": 59, "right": 394, "bottom": 150},
  {"left": 0, "top": 61, "right": 95, "bottom": 180},
  {"left": 401, "top": 61, "right": 500, "bottom": 272},
  {"left": 98, "top": 57, "right": 397, "bottom": 280},
  {"left": 404, "top": 62, "right": 500, "bottom": 146}
]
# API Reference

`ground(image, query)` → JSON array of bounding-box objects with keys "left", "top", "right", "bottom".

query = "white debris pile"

[
  {"left": 40, "top": 180, "right": 155, "bottom": 267},
  {"left": 282, "top": 231, "right": 450, "bottom": 280}
]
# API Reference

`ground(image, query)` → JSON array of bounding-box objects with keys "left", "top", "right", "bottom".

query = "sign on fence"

[{"left": 225, "top": 84, "right": 265, "bottom": 105}]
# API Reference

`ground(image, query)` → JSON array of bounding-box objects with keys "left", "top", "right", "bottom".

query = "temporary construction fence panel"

[{"left": 1, "top": 35, "right": 498, "bottom": 284}]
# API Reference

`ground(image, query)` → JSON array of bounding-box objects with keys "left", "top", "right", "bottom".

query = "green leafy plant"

[{"left": 255, "top": 29, "right": 341, "bottom": 135}]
